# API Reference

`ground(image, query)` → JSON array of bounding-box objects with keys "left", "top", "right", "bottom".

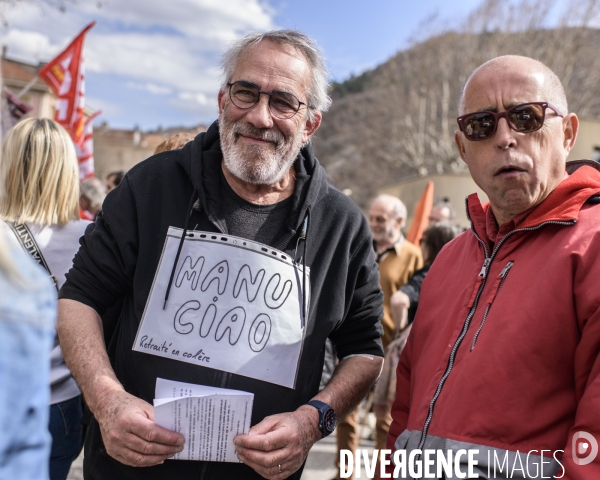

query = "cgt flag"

[{"left": 38, "top": 22, "right": 95, "bottom": 146}]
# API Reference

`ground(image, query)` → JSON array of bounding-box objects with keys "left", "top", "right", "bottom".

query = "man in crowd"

[
  {"left": 153, "top": 132, "right": 197, "bottom": 155},
  {"left": 336, "top": 195, "right": 421, "bottom": 478},
  {"left": 79, "top": 177, "right": 106, "bottom": 220},
  {"left": 428, "top": 197, "right": 455, "bottom": 225},
  {"left": 369, "top": 195, "right": 422, "bottom": 348},
  {"left": 58, "top": 30, "right": 384, "bottom": 480},
  {"left": 105, "top": 170, "right": 125, "bottom": 193},
  {"left": 388, "top": 55, "right": 600, "bottom": 478}
]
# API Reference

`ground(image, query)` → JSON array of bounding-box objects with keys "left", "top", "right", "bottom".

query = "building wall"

[
  {"left": 568, "top": 117, "right": 600, "bottom": 162},
  {"left": 17, "top": 88, "right": 55, "bottom": 119},
  {"left": 94, "top": 136, "right": 154, "bottom": 180},
  {"left": 1, "top": 57, "right": 56, "bottom": 120},
  {"left": 93, "top": 125, "right": 207, "bottom": 181}
]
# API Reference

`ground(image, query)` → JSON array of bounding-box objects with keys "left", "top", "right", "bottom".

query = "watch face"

[{"left": 324, "top": 409, "right": 337, "bottom": 433}]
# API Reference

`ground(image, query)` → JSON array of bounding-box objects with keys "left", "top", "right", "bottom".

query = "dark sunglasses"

[
  {"left": 227, "top": 80, "right": 306, "bottom": 119},
  {"left": 457, "top": 102, "right": 564, "bottom": 141}
]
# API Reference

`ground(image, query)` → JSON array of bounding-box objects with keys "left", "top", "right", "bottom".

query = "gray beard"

[{"left": 218, "top": 113, "right": 304, "bottom": 186}]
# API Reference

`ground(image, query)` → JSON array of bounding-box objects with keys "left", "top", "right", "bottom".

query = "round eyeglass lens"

[
  {"left": 230, "top": 82, "right": 260, "bottom": 108},
  {"left": 269, "top": 92, "right": 300, "bottom": 118}
]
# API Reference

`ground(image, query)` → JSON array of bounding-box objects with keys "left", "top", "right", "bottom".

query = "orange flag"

[
  {"left": 406, "top": 181, "right": 434, "bottom": 246},
  {"left": 38, "top": 22, "right": 95, "bottom": 146}
]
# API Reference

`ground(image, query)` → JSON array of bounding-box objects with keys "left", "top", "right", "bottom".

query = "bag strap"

[{"left": 8, "top": 221, "right": 58, "bottom": 291}]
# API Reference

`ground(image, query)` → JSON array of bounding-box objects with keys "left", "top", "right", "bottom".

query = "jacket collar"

[
  {"left": 373, "top": 234, "right": 406, "bottom": 262},
  {"left": 467, "top": 160, "right": 600, "bottom": 241}
]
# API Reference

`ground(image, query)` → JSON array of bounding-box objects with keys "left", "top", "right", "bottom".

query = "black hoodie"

[{"left": 61, "top": 122, "right": 384, "bottom": 480}]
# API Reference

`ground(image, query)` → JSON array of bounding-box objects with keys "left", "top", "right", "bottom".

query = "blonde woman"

[{"left": 0, "top": 118, "right": 90, "bottom": 480}]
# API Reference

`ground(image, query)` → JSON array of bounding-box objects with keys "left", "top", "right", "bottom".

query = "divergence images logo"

[{"left": 572, "top": 432, "right": 598, "bottom": 466}]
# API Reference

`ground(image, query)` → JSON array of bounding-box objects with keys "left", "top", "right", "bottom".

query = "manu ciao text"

[{"left": 339, "top": 449, "right": 565, "bottom": 478}]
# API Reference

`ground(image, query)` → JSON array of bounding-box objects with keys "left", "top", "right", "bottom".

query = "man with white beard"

[{"left": 57, "top": 30, "right": 384, "bottom": 480}]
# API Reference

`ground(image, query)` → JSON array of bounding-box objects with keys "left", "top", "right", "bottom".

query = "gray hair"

[
  {"left": 373, "top": 194, "right": 407, "bottom": 227},
  {"left": 433, "top": 198, "right": 456, "bottom": 220},
  {"left": 80, "top": 177, "right": 106, "bottom": 209},
  {"left": 221, "top": 30, "right": 332, "bottom": 122},
  {"left": 458, "top": 55, "right": 568, "bottom": 116}
]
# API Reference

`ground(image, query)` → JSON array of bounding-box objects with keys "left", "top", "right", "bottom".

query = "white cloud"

[
  {"left": 79, "top": 0, "right": 275, "bottom": 43},
  {"left": 85, "top": 95, "right": 122, "bottom": 117},
  {"left": 85, "top": 32, "right": 219, "bottom": 92},
  {"left": 2, "top": 28, "right": 61, "bottom": 64},
  {"left": 0, "top": 0, "right": 278, "bottom": 127},
  {"left": 178, "top": 91, "right": 209, "bottom": 105},
  {"left": 126, "top": 82, "right": 173, "bottom": 95}
]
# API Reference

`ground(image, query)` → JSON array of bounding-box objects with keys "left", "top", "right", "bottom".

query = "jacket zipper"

[
  {"left": 470, "top": 261, "right": 513, "bottom": 350},
  {"left": 415, "top": 217, "right": 576, "bottom": 453}
]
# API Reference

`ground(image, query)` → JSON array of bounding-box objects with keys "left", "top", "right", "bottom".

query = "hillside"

[{"left": 313, "top": 27, "right": 600, "bottom": 209}]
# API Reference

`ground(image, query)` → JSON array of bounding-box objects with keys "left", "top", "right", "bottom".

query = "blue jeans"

[{"left": 49, "top": 396, "right": 83, "bottom": 480}]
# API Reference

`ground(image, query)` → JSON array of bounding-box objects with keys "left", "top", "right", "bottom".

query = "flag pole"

[{"left": 18, "top": 76, "right": 39, "bottom": 97}]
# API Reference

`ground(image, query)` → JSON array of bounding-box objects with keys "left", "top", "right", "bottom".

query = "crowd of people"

[{"left": 1, "top": 27, "right": 599, "bottom": 480}]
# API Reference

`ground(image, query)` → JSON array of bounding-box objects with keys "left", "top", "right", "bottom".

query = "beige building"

[
  {"left": 1, "top": 54, "right": 56, "bottom": 120},
  {"left": 93, "top": 124, "right": 208, "bottom": 181},
  {"left": 93, "top": 124, "right": 158, "bottom": 181},
  {"left": 568, "top": 117, "right": 600, "bottom": 163}
]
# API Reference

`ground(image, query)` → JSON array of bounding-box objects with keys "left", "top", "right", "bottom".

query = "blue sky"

[{"left": 3, "top": 0, "right": 481, "bottom": 130}]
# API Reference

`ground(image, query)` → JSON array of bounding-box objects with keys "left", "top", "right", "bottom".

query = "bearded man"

[
  {"left": 57, "top": 30, "right": 384, "bottom": 480},
  {"left": 368, "top": 195, "right": 422, "bottom": 348}
]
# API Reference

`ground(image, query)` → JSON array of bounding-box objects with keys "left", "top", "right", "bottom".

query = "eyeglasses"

[
  {"left": 227, "top": 80, "right": 307, "bottom": 119},
  {"left": 456, "top": 102, "right": 564, "bottom": 141}
]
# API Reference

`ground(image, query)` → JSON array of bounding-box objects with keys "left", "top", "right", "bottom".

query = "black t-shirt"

[{"left": 218, "top": 167, "right": 293, "bottom": 246}]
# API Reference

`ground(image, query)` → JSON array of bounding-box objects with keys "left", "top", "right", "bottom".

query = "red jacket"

[{"left": 387, "top": 162, "right": 600, "bottom": 479}]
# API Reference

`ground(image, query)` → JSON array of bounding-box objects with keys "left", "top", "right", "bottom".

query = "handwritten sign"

[{"left": 134, "top": 228, "right": 309, "bottom": 388}]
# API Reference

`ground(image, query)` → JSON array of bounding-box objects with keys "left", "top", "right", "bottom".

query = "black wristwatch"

[{"left": 307, "top": 400, "right": 337, "bottom": 438}]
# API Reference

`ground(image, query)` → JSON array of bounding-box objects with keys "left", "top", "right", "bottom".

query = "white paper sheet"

[
  {"left": 154, "top": 378, "right": 253, "bottom": 462},
  {"left": 133, "top": 228, "right": 309, "bottom": 388}
]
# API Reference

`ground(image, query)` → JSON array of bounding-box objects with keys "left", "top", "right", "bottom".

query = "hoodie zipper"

[
  {"left": 470, "top": 260, "right": 514, "bottom": 350},
  {"left": 415, "top": 214, "right": 576, "bottom": 453}
]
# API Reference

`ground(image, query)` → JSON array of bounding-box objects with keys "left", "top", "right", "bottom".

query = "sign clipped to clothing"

[{"left": 134, "top": 228, "right": 309, "bottom": 389}]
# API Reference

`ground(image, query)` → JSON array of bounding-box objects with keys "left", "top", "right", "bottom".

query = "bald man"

[{"left": 387, "top": 55, "right": 600, "bottom": 479}]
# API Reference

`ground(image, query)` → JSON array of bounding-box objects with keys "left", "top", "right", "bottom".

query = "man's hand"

[
  {"left": 233, "top": 405, "right": 320, "bottom": 479},
  {"left": 57, "top": 300, "right": 185, "bottom": 467},
  {"left": 95, "top": 389, "right": 185, "bottom": 467}
]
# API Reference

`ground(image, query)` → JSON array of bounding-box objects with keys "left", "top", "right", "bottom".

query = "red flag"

[
  {"left": 406, "top": 181, "right": 434, "bottom": 246},
  {"left": 75, "top": 109, "right": 102, "bottom": 180},
  {"left": 38, "top": 22, "right": 95, "bottom": 146}
]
